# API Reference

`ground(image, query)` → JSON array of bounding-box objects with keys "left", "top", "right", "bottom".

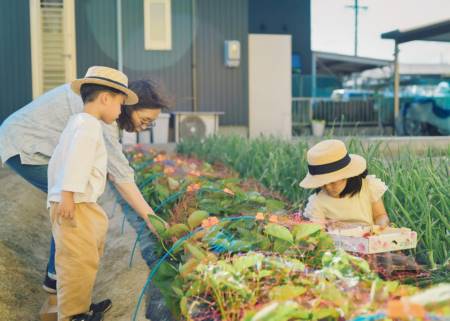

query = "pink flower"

[
  {"left": 223, "top": 188, "right": 235, "bottom": 196},
  {"left": 201, "top": 216, "right": 219, "bottom": 228},
  {"left": 188, "top": 170, "right": 201, "bottom": 177},
  {"left": 255, "top": 212, "right": 265, "bottom": 221},
  {"left": 187, "top": 183, "right": 201, "bottom": 192},
  {"left": 163, "top": 167, "right": 175, "bottom": 175},
  {"left": 357, "top": 243, "right": 366, "bottom": 252},
  {"left": 209, "top": 217, "right": 219, "bottom": 226},
  {"left": 155, "top": 154, "right": 167, "bottom": 162}
]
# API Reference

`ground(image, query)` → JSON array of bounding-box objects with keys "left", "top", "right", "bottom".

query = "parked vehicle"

[
  {"left": 401, "top": 82, "right": 450, "bottom": 135},
  {"left": 330, "top": 89, "right": 374, "bottom": 101}
]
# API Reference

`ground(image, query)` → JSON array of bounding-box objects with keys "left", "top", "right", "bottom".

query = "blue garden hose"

[
  {"left": 132, "top": 158, "right": 155, "bottom": 172},
  {"left": 351, "top": 314, "right": 386, "bottom": 321},
  {"left": 351, "top": 313, "right": 447, "bottom": 321},
  {"left": 128, "top": 189, "right": 187, "bottom": 267},
  {"left": 131, "top": 215, "right": 256, "bottom": 321},
  {"left": 128, "top": 186, "right": 239, "bottom": 265},
  {"left": 196, "top": 187, "right": 230, "bottom": 197}
]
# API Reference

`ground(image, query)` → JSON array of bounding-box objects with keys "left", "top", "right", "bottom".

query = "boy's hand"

[
  {"left": 146, "top": 210, "right": 169, "bottom": 240},
  {"left": 57, "top": 191, "right": 75, "bottom": 221}
]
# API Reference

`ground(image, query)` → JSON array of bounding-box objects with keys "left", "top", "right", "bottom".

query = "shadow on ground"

[{"left": 0, "top": 168, "right": 149, "bottom": 321}]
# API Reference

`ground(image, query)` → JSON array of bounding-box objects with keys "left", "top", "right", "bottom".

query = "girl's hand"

[
  {"left": 375, "top": 214, "right": 390, "bottom": 228},
  {"left": 372, "top": 199, "right": 389, "bottom": 228},
  {"left": 57, "top": 191, "right": 75, "bottom": 221}
]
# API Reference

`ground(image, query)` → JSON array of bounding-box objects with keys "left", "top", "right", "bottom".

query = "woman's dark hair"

[
  {"left": 80, "top": 84, "right": 124, "bottom": 103},
  {"left": 315, "top": 169, "right": 368, "bottom": 198},
  {"left": 117, "top": 79, "right": 171, "bottom": 132}
]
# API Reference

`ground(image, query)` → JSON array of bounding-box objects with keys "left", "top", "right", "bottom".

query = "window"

[{"left": 144, "top": 0, "right": 172, "bottom": 50}]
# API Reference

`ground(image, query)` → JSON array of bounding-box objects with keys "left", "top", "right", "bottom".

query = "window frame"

[{"left": 144, "top": 0, "right": 172, "bottom": 51}]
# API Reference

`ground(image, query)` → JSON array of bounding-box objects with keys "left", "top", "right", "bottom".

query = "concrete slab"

[{"left": 293, "top": 136, "right": 450, "bottom": 154}]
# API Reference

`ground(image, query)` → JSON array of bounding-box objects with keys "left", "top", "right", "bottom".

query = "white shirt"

[
  {"left": 47, "top": 113, "right": 107, "bottom": 207},
  {"left": 303, "top": 175, "right": 388, "bottom": 226},
  {"left": 0, "top": 84, "right": 134, "bottom": 183}
]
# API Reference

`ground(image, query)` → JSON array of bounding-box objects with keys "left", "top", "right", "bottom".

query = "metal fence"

[{"left": 292, "top": 98, "right": 395, "bottom": 135}]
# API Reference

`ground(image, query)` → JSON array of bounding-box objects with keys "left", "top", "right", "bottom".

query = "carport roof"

[
  {"left": 381, "top": 19, "right": 450, "bottom": 44},
  {"left": 313, "top": 51, "right": 391, "bottom": 76}
]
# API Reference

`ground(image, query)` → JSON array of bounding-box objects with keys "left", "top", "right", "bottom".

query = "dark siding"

[
  {"left": 75, "top": 0, "right": 249, "bottom": 125},
  {"left": 0, "top": 0, "right": 32, "bottom": 123},
  {"left": 122, "top": 0, "right": 193, "bottom": 111},
  {"left": 196, "top": 0, "right": 249, "bottom": 126},
  {"left": 249, "top": 0, "right": 312, "bottom": 74},
  {"left": 75, "top": 0, "right": 118, "bottom": 76}
]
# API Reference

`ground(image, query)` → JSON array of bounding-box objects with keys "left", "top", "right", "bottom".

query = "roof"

[
  {"left": 313, "top": 51, "right": 391, "bottom": 76},
  {"left": 399, "top": 63, "right": 450, "bottom": 76},
  {"left": 381, "top": 19, "right": 450, "bottom": 44}
]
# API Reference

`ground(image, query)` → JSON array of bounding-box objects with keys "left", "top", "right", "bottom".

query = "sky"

[{"left": 311, "top": 0, "right": 450, "bottom": 64}]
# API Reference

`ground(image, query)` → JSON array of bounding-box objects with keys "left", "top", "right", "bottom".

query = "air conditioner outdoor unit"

[{"left": 174, "top": 112, "right": 223, "bottom": 142}]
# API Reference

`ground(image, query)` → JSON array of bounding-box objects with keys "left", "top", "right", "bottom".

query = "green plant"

[{"left": 178, "top": 136, "right": 450, "bottom": 267}]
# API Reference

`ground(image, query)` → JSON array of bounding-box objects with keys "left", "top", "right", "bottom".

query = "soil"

[{"left": 0, "top": 168, "right": 150, "bottom": 321}]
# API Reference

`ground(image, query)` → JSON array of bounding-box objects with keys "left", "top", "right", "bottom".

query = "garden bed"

[{"left": 125, "top": 144, "right": 449, "bottom": 321}]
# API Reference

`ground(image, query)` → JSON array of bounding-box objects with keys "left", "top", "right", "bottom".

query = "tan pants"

[{"left": 50, "top": 202, "right": 109, "bottom": 321}]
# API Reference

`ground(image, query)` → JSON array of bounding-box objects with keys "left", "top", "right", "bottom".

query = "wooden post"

[
  {"left": 393, "top": 42, "right": 400, "bottom": 129},
  {"left": 311, "top": 52, "right": 316, "bottom": 98}
]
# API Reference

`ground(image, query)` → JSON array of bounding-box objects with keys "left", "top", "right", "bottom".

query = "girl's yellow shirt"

[{"left": 304, "top": 175, "right": 388, "bottom": 226}]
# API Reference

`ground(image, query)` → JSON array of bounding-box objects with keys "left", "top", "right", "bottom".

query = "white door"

[
  {"left": 29, "top": 0, "right": 77, "bottom": 98},
  {"left": 248, "top": 34, "right": 292, "bottom": 139}
]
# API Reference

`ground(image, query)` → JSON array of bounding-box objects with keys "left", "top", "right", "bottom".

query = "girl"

[
  {"left": 300, "top": 139, "right": 390, "bottom": 228},
  {"left": 299, "top": 140, "right": 422, "bottom": 277}
]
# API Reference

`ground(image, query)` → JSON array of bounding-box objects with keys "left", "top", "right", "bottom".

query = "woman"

[{"left": 0, "top": 79, "right": 169, "bottom": 298}]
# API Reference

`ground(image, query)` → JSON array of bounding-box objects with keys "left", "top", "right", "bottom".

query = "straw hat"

[
  {"left": 299, "top": 139, "right": 367, "bottom": 189},
  {"left": 71, "top": 66, "right": 138, "bottom": 105}
]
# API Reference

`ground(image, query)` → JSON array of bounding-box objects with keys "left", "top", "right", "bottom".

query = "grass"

[{"left": 178, "top": 135, "right": 450, "bottom": 267}]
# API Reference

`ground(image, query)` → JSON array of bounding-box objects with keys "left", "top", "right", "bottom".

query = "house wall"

[
  {"left": 75, "top": 0, "right": 119, "bottom": 75},
  {"left": 1, "top": 0, "right": 399, "bottom": 137},
  {"left": 195, "top": 0, "right": 249, "bottom": 126},
  {"left": 0, "top": 0, "right": 33, "bottom": 123},
  {"left": 75, "top": 0, "right": 249, "bottom": 125},
  {"left": 249, "top": 0, "right": 311, "bottom": 74},
  {"left": 121, "top": 0, "right": 194, "bottom": 111}
]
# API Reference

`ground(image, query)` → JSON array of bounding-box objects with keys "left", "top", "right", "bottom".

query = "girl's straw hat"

[
  {"left": 299, "top": 139, "right": 367, "bottom": 189},
  {"left": 71, "top": 66, "right": 138, "bottom": 105}
]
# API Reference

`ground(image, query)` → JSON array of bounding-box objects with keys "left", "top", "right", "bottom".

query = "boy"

[{"left": 47, "top": 66, "right": 138, "bottom": 321}]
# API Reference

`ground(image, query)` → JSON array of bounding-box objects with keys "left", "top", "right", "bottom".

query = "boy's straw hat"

[
  {"left": 71, "top": 66, "right": 138, "bottom": 105},
  {"left": 299, "top": 139, "right": 367, "bottom": 189}
]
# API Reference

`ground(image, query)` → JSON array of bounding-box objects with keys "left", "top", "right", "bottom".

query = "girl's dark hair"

[
  {"left": 339, "top": 169, "right": 368, "bottom": 197},
  {"left": 80, "top": 84, "right": 124, "bottom": 103},
  {"left": 315, "top": 169, "right": 368, "bottom": 198},
  {"left": 117, "top": 79, "right": 171, "bottom": 132}
]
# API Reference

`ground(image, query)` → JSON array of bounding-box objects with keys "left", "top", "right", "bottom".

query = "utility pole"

[{"left": 346, "top": 0, "right": 368, "bottom": 56}]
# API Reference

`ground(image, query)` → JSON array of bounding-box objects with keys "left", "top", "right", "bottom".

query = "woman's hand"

[{"left": 57, "top": 191, "right": 75, "bottom": 221}]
